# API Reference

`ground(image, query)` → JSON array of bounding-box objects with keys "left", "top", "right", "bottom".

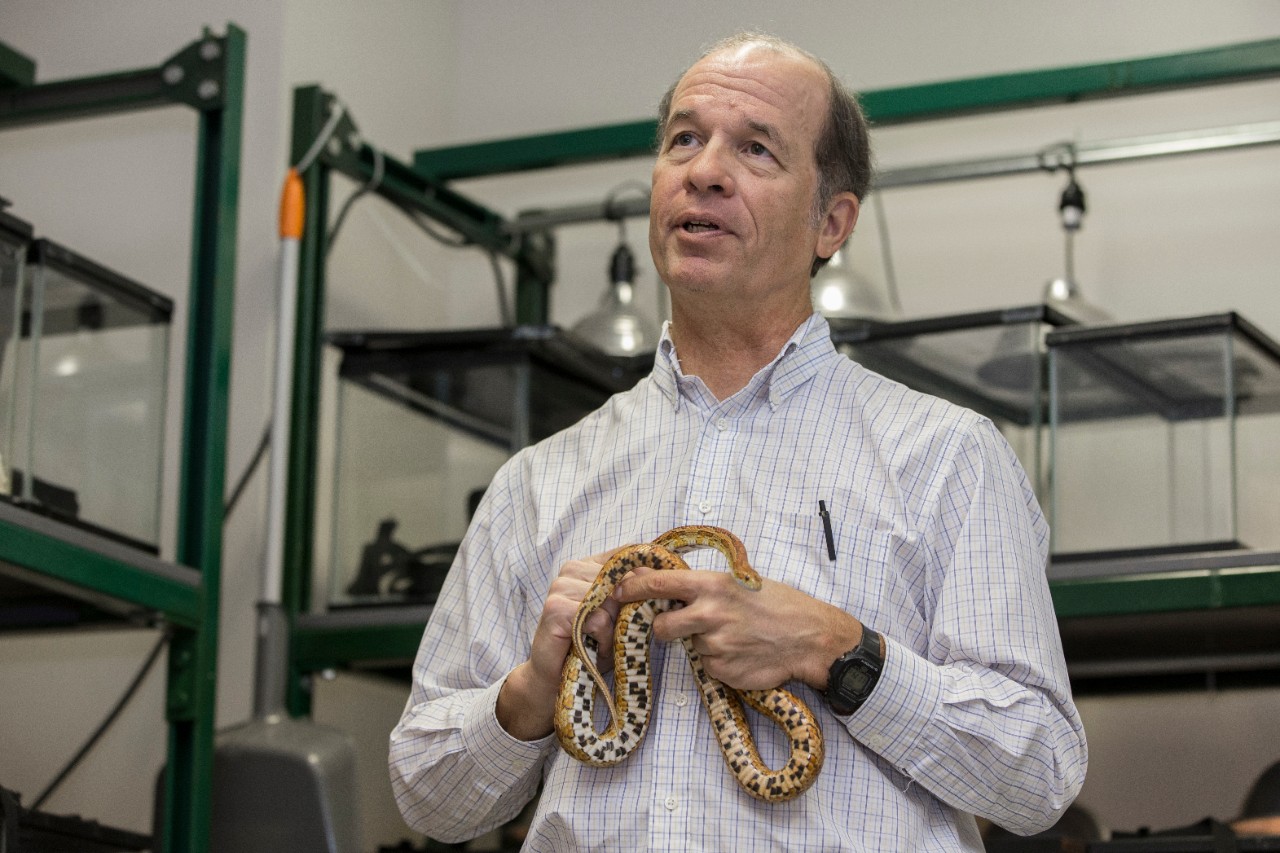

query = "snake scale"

[{"left": 553, "top": 525, "right": 824, "bottom": 803}]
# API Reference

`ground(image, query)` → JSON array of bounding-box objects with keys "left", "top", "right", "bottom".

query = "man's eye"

[
  {"left": 747, "top": 141, "right": 771, "bottom": 158},
  {"left": 672, "top": 131, "right": 696, "bottom": 147}
]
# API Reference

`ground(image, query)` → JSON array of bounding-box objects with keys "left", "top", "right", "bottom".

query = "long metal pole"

[
  {"left": 875, "top": 119, "right": 1280, "bottom": 188},
  {"left": 502, "top": 120, "right": 1280, "bottom": 233}
]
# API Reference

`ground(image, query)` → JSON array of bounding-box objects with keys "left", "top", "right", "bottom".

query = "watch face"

[{"left": 842, "top": 668, "right": 872, "bottom": 693}]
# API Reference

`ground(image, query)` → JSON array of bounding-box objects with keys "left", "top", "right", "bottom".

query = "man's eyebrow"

[{"left": 668, "top": 108, "right": 696, "bottom": 128}]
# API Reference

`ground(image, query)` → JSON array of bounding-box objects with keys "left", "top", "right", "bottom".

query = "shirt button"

[
  {"left": 664, "top": 796, "right": 678, "bottom": 811},
  {"left": 674, "top": 692, "right": 689, "bottom": 707},
  {"left": 715, "top": 418, "right": 729, "bottom": 431},
  {"left": 698, "top": 500, "right": 711, "bottom": 514}
]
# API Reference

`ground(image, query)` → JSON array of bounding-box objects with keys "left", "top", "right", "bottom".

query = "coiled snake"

[{"left": 553, "top": 525, "right": 824, "bottom": 802}]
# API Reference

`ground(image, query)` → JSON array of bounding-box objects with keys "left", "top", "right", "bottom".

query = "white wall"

[{"left": 2, "top": 0, "right": 1279, "bottom": 848}]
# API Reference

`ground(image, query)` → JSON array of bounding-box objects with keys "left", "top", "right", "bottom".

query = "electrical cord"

[
  {"left": 31, "top": 628, "right": 170, "bottom": 811},
  {"left": 603, "top": 179, "right": 650, "bottom": 226},
  {"left": 1036, "top": 140, "right": 1078, "bottom": 176},
  {"left": 405, "top": 207, "right": 470, "bottom": 249},
  {"left": 321, "top": 129, "right": 512, "bottom": 323},
  {"left": 224, "top": 423, "right": 272, "bottom": 517},
  {"left": 295, "top": 101, "right": 347, "bottom": 175},
  {"left": 870, "top": 193, "right": 904, "bottom": 315},
  {"left": 486, "top": 250, "right": 514, "bottom": 327},
  {"left": 326, "top": 145, "right": 386, "bottom": 250}
]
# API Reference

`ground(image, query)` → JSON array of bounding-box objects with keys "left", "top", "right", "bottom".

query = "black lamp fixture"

[
  {"left": 1043, "top": 165, "right": 1111, "bottom": 324},
  {"left": 570, "top": 215, "right": 659, "bottom": 357}
]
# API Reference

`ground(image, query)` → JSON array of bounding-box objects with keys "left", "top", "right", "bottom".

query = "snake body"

[{"left": 554, "top": 525, "right": 825, "bottom": 803}]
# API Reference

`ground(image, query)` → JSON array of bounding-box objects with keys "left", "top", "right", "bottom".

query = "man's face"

[{"left": 648, "top": 45, "right": 833, "bottom": 305}]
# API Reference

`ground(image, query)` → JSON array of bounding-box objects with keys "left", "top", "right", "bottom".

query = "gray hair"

[{"left": 654, "top": 33, "right": 874, "bottom": 274}]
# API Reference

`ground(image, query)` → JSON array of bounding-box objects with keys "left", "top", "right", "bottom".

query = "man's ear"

[{"left": 816, "top": 192, "right": 860, "bottom": 261}]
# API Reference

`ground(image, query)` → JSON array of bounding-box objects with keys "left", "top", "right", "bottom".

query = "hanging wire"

[
  {"left": 294, "top": 101, "right": 347, "bottom": 174},
  {"left": 603, "top": 184, "right": 639, "bottom": 252},
  {"left": 1064, "top": 222, "right": 1077, "bottom": 283},
  {"left": 1036, "top": 140, "right": 1078, "bottom": 176},
  {"left": 870, "top": 193, "right": 904, "bottom": 314},
  {"left": 327, "top": 144, "right": 386, "bottom": 249},
  {"left": 405, "top": 208, "right": 470, "bottom": 248},
  {"left": 224, "top": 423, "right": 272, "bottom": 516},
  {"left": 487, "top": 250, "right": 514, "bottom": 326},
  {"left": 322, "top": 139, "right": 513, "bottom": 321},
  {"left": 32, "top": 628, "right": 171, "bottom": 811},
  {"left": 604, "top": 178, "right": 655, "bottom": 234}
]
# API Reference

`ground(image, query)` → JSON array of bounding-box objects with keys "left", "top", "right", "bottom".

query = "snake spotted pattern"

[{"left": 553, "top": 525, "right": 825, "bottom": 803}]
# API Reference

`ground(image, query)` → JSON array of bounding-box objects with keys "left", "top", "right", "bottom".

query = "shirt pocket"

[{"left": 747, "top": 501, "right": 893, "bottom": 629}]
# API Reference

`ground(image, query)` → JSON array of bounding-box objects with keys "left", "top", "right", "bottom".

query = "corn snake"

[{"left": 553, "top": 525, "right": 824, "bottom": 802}]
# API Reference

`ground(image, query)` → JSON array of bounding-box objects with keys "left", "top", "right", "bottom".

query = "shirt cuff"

[
  {"left": 461, "top": 674, "right": 559, "bottom": 784},
  {"left": 838, "top": 635, "right": 944, "bottom": 768}
]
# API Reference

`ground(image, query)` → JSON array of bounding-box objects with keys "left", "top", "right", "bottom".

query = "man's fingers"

[
  {"left": 649, "top": 600, "right": 710, "bottom": 642},
  {"left": 612, "top": 564, "right": 693, "bottom": 604},
  {"left": 582, "top": 607, "right": 615, "bottom": 644}
]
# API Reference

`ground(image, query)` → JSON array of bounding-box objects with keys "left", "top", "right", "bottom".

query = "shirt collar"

[{"left": 654, "top": 313, "right": 836, "bottom": 412}]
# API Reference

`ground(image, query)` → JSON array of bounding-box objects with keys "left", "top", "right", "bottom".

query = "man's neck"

[{"left": 668, "top": 307, "right": 812, "bottom": 400}]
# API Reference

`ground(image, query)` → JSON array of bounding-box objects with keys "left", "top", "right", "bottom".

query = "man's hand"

[
  {"left": 496, "top": 553, "right": 618, "bottom": 741},
  {"left": 612, "top": 568, "right": 863, "bottom": 693}
]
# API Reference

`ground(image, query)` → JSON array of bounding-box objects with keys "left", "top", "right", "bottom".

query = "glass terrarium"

[
  {"left": 830, "top": 304, "right": 1077, "bottom": 504},
  {"left": 323, "top": 325, "right": 650, "bottom": 608},
  {"left": 0, "top": 206, "right": 34, "bottom": 499},
  {"left": 2, "top": 238, "right": 173, "bottom": 551},
  {"left": 1047, "top": 313, "right": 1280, "bottom": 567}
]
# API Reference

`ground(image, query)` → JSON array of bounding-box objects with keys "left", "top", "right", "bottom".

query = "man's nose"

[{"left": 684, "top": 141, "right": 735, "bottom": 195}]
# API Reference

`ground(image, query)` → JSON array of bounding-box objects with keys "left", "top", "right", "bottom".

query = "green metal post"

[
  {"left": 0, "top": 39, "right": 36, "bottom": 88},
  {"left": 514, "top": 228, "right": 556, "bottom": 325},
  {"left": 163, "top": 23, "right": 245, "bottom": 853}
]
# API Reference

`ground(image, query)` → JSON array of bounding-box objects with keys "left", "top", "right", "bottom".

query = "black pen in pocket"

[{"left": 818, "top": 500, "right": 836, "bottom": 561}]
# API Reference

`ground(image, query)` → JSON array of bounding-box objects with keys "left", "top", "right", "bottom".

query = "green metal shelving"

[
  {"left": 1052, "top": 561, "right": 1280, "bottom": 619},
  {"left": 0, "top": 24, "right": 243, "bottom": 853},
  {"left": 413, "top": 36, "right": 1280, "bottom": 181},
  {"left": 284, "top": 38, "right": 1280, "bottom": 687}
]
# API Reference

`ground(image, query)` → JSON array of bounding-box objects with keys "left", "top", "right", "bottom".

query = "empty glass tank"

[
  {"left": 3, "top": 238, "right": 172, "bottom": 551},
  {"left": 0, "top": 207, "right": 34, "bottom": 499},
  {"left": 324, "top": 326, "right": 650, "bottom": 607},
  {"left": 830, "top": 304, "right": 1076, "bottom": 504},
  {"left": 1047, "top": 313, "right": 1280, "bottom": 562}
]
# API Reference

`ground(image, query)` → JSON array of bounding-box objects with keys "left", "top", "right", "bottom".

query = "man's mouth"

[{"left": 681, "top": 218, "right": 722, "bottom": 233}]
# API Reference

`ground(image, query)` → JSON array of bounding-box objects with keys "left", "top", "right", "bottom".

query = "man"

[{"left": 391, "top": 33, "right": 1087, "bottom": 851}]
